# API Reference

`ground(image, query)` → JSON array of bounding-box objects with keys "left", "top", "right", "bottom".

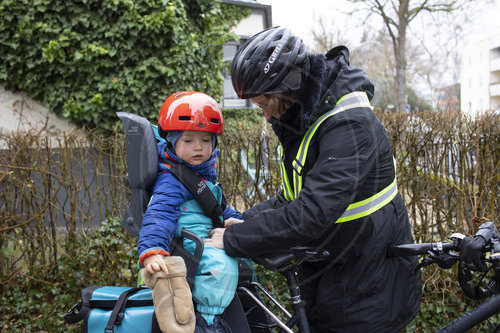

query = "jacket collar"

[
  {"left": 157, "top": 142, "right": 219, "bottom": 183},
  {"left": 268, "top": 53, "right": 326, "bottom": 148},
  {"left": 269, "top": 46, "right": 375, "bottom": 149}
]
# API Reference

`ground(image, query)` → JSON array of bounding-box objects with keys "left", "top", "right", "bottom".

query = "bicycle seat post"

[{"left": 280, "top": 267, "right": 310, "bottom": 333}]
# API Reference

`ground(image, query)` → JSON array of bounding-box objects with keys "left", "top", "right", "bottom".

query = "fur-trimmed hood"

[{"left": 269, "top": 46, "right": 375, "bottom": 148}]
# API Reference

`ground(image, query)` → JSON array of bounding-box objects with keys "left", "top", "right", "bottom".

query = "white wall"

[
  {"left": 0, "top": 86, "right": 86, "bottom": 148},
  {"left": 460, "top": 39, "right": 492, "bottom": 114},
  {"left": 232, "top": 9, "right": 268, "bottom": 37},
  {"left": 0, "top": 86, "right": 80, "bottom": 134}
]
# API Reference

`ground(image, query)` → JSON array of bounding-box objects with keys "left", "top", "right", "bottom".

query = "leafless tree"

[
  {"left": 346, "top": 0, "right": 475, "bottom": 112},
  {"left": 310, "top": 16, "right": 350, "bottom": 53},
  {"left": 310, "top": 24, "right": 426, "bottom": 111}
]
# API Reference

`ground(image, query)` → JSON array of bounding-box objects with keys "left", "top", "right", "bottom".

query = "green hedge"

[{"left": 0, "top": 0, "right": 250, "bottom": 133}]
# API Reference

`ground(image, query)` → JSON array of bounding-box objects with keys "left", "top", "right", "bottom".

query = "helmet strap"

[
  {"left": 164, "top": 130, "right": 183, "bottom": 153},
  {"left": 212, "top": 135, "right": 218, "bottom": 150}
]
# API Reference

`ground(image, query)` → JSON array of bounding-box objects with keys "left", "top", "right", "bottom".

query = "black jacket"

[{"left": 224, "top": 46, "right": 421, "bottom": 332}]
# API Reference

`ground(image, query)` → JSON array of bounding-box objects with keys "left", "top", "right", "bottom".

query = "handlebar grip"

[
  {"left": 389, "top": 241, "right": 457, "bottom": 257},
  {"left": 475, "top": 221, "right": 500, "bottom": 242}
]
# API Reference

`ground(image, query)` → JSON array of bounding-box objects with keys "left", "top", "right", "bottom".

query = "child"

[{"left": 138, "top": 91, "right": 244, "bottom": 332}]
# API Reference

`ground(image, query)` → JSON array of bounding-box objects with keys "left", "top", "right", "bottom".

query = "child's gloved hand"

[
  {"left": 224, "top": 217, "right": 244, "bottom": 227},
  {"left": 143, "top": 254, "right": 169, "bottom": 275},
  {"left": 141, "top": 256, "right": 195, "bottom": 332}
]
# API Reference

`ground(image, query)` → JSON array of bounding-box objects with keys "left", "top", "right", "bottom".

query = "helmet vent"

[
  {"left": 178, "top": 116, "right": 191, "bottom": 121},
  {"left": 246, "top": 47, "right": 257, "bottom": 60},
  {"left": 210, "top": 118, "right": 220, "bottom": 124}
]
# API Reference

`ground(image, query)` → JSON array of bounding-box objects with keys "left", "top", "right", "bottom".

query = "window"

[
  {"left": 223, "top": 43, "right": 238, "bottom": 62},
  {"left": 494, "top": 47, "right": 500, "bottom": 59},
  {"left": 221, "top": 39, "right": 252, "bottom": 108}
]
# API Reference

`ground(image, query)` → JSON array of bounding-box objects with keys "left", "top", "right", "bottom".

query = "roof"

[{"left": 221, "top": 0, "right": 272, "bottom": 28}]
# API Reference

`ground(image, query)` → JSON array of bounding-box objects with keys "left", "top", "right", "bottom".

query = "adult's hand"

[
  {"left": 204, "top": 228, "right": 225, "bottom": 249},
  {"left": 224, "top": 217, "right": 244, "bottom": 227},
  {"left": 459, "top": 235, "right": 487, "bottom": 272}
]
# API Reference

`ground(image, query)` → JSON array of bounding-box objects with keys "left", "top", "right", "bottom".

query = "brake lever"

[
  {"left": 428, "top": 251, "right": 459, "bottom": 269},
  {"left": 417, "top": 256, "right": 437, "bottom": 270}
]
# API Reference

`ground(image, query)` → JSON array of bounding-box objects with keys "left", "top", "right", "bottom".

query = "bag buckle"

[{"left": 63, "top": 302, "right": 82, "bottom": 324}]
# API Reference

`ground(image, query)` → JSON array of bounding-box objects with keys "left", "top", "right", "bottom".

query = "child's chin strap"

[{"left": 161, "top": 159, "right": 225, "bottom": 229}]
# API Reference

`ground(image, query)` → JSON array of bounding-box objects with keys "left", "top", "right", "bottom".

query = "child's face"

[{"left": 175, "top": 131, "right": 213, "bottom": 165}]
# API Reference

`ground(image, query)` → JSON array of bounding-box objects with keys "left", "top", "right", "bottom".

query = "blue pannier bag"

[{"left": 64, "top": 286, "right": 161, "bottom": 332}]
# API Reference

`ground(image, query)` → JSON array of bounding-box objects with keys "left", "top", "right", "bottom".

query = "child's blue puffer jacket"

[
  {"left": 137, "top": 141, "right": 244, "bottom": 324},
  {"left": 138, "top": 142, "right": 242, "bottom": 263}
]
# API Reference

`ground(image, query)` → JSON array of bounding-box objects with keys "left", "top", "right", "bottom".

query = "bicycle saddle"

[{"left": 254, "top": 246, "right": 330, "bottom": 272}]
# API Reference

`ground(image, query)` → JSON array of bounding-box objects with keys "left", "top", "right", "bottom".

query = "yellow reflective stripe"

[
  {"left": 335, "top": 178, "right": 398, "bottom": 223},
  {"left": 293, "top": 92, "right": 372, "bottom": 196},
  {"left": 336, "top": 158, "right": 398, "bottom": 223},
  {"left": 295, "top": 92, "right": 371, "bottom": 177},
  {"left": 279, "top": 146, "right": 294, "bottom": 201},
  {"left": 280, "top": 162, "right": 294, "bottom": 201},
  {"left": 280, "top": 91, "right": 374, "bottom": 202},
  {"left": 291, "top": 159, "right": 302, "bottom": 174},
  {"left": 294, "top": 167, "right": 301, "bottom": 199},
  {"left": 279, "top": 89, "right": 399, "bottom": 221},
  {"left": 334, "top": 91, "right": 367, "bottom": 106}
]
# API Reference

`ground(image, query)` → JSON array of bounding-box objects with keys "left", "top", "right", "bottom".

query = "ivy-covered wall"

[{"left": 0, "top": 0, "right": 250, "bottom": 132}]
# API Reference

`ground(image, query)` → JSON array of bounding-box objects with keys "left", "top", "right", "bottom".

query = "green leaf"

[{"left": 0, "top": 0, "right": 251, "bottom": 134}]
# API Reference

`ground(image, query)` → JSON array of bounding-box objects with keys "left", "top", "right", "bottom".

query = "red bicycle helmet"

[{"left": 158, "top": 91, "right": 224, "bottom": 139}]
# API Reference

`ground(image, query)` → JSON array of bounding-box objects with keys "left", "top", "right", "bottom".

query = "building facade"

[
  {"left": 221, "top": 0, "right": 272, "bottom": 108},
  {"left": 460, "top": 33, "right": 500, "bottom": 114}
]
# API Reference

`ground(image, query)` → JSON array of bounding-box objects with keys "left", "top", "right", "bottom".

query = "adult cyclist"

[{"left": 206, "top": 26, "right": 422, "bottom": 332}]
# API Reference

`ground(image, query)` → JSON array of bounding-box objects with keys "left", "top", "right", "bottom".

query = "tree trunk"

[{"left": 395, "top": 0, "right": 409, "bottom": 112}]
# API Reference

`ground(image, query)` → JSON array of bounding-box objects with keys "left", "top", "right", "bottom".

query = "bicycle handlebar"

[
  {"left": 389, "top": 222, "right": 500, "bottom": 301},
  {"left": 388, "top": 241, "right": 458, "bottom": 257}
]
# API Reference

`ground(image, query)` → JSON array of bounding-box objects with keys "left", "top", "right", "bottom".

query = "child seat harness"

[
  {"left": 280, "top": 91, "right": 399, "bottom": 223},
  {"left": 161, "top": 159, "right": 225, "bottom": 229}
]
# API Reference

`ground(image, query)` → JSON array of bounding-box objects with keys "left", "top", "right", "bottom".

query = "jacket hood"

[{"left": 269, "top": 46, "right": 375, "bottom": 148}]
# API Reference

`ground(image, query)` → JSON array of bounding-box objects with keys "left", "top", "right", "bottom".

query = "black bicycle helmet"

[{"left": 231, "top": 26, "right": 308, "bottom": 99}]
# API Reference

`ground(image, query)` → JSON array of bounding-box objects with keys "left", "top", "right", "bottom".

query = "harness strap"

[{"left": 162, "top": 159, "right": 224, "bottom": 229}]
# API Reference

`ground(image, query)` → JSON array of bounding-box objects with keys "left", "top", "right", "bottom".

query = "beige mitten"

[{"left": 141, "top": 256, "right": 195, "bottom": 333}]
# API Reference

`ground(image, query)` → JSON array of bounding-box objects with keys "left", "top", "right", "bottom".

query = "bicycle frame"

[{"left": 436, "top": 294, "right": 500, "bottom": 332}]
